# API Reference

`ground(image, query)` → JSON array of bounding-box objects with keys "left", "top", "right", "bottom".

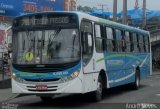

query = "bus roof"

[
  {"left": 74, "top": 12, "right": 149, "bottom": 35},
  {"left": 14, "top": 11, "right": 149, "bottom": 35}
]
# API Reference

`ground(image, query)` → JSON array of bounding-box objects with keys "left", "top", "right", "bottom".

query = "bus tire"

[
  {"left": 40, "top": 97, "right": 52, "bottom": 102},
  {"left": 91, "top": 75, "right": 103, "bottom": 102},
  {"left": 132, "top": 70, "right": 140, "bottom": 90}
]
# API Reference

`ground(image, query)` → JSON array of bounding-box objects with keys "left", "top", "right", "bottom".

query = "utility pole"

[
  {"left": 98, "top": 4, "right": 107, "bottom": 18},
  {"left": 122, "top": 0, "right": 127, "bottom": 25},
  {"left": 68, "top": 0, "right": 70, "bottom": 11},
  {"left": 113, "top": 0, "right": 117, "bottom": 22},
  {"left": 143, "top": 0, "right": 147, "bottom": 28},
  {"left": 98, "top": 4, "right": 107, "bottom": 12}
]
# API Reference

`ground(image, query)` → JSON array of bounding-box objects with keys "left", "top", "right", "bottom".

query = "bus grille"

[{"left": 24, "top": 78, "right": 60, "bottom": 82}]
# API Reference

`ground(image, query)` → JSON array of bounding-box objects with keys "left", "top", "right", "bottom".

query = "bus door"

[
  {"left": 81, "top": 20, "right": 94, "bottom": 73},
  {"left": 80, "top": 20, "right": 94, "bottom": 90}
]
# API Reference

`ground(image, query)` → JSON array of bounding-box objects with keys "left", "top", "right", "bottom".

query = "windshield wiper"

[
  {"left": 47, "top": 28, "right": 61, "bottom": 57},
  {"left": 49, "top": 28, "right": 61, "bottom": 44}
]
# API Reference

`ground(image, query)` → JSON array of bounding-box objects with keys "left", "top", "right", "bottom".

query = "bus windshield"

[{"left": 12, "top": 28, "right": 80, "bottom": 65}]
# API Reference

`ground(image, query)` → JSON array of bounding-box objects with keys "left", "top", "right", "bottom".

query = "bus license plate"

[{"left": 36, "top": 85, "right": 48, "bottom": 90}]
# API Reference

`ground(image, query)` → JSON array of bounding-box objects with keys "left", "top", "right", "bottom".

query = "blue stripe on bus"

[
  {"left": 12, "top": 63, "right": 81, "bottom": 80},
  {"left": 102, "top": 53, "right": 150, "bottom": 87}
]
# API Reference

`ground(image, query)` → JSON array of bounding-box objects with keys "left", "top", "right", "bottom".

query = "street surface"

[{"left": 1, "top": 72, "right": 160, "bottom": 109}]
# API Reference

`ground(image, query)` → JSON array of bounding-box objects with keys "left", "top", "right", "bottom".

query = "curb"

[
  {"left": 0, "top": 79, "right": 11, "bottom": 89},
  {"left": 152, "top": 73, "right": 160, "bottom": 76}
]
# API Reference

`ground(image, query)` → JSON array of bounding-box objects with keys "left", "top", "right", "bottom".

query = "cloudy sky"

[{"left": 77, "top": 0, "right": 160, "bottom": 12}]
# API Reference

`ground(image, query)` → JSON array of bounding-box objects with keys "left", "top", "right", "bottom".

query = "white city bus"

[{"left": 12, "top": 12, "right": 151, "bottom": 101}]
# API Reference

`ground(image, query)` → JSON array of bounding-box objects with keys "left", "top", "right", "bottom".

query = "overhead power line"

[{"left": 98, "top": 4, "right": 108, "bottom": 12}]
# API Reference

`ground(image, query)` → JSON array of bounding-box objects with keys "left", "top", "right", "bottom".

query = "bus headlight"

[
  {"left": 12, "top": 73, "right": 16, "bottom": 78},
  {"left": 62, "top": 70, "right": 80, "bottom": 82},
  {"left": 12, "top": 73, "right": 25, "bottom": 83},
  {"left": 70, "top": 70, "right": 80, "bottom": 78}
]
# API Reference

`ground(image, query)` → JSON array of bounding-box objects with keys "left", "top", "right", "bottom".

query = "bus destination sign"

[{"left": 14, "top": 14, "right": 77, "bottom": 27}]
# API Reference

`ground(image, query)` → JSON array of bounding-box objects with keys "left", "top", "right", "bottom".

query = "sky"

[{"left": 77, "top": 0, "right": 160, "bottom": 12}]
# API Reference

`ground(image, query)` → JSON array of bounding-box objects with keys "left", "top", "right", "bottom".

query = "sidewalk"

[
  {"left": 0, "top": 78, "right": 13, "bottom": 102},
  {"left": 152, "top": 70, "right": 160, "bottom": 75},
  {"left": 0, "top": 88, "right": 13, "bottom": 102}
]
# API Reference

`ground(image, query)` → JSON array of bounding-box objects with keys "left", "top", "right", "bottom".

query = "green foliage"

[{"left": 77, "top": 5, "right": 97, "bottom": 12}]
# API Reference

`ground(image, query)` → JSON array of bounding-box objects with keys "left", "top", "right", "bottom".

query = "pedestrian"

[
  {"left": 3, "top": 53, "right": 10, "bottom": 76},
  {"left": 3, "top": 53, "right": 8, "bottom": 65}
]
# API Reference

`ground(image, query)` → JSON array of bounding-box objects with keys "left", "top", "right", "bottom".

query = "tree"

[{"left": 77, "top": 5, "right": 97, "bottom": 12}]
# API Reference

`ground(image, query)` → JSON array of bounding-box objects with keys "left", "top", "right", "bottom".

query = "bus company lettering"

[
  {"left": 52, "top": 71, "right": 69, "bottom": 76},
  {"left": 107, "top": 60, "right": 124, "bottom": 65}
]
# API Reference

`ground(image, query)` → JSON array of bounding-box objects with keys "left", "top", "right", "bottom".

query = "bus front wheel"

[{"left": 91, "top": 76, "right": 103, "bottom": 102}]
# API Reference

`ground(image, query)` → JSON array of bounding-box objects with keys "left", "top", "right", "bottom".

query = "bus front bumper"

[{"left": 12, "top": 77, "right": 83, "bottom": 94}]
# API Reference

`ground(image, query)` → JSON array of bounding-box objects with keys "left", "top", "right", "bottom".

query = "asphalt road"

[{"left": 3, "top": 73, "right": 160, "bottom": 109}]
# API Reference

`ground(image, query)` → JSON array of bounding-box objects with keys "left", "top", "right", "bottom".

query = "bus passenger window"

[
  {"left": 115, "top": 29, "right": 123, "bottom": 52},
  {"left": 144, "top": 35, "right": 150, "bottom": 52},
  {"left": 132, "top": 33, "right": 139, "bottom": 52},
  {"left": 138, "top": 34, "right": 144, "bottom": 53},
  {"left": 143, "top": 35, "right": 146, "bottom": 52},
  {"left": 95, "top": 24, "right": 105, "bottom": 53},
  {"left": 136, "top": 34, "right": 141, "bottom": 52},
  {"left": 130, "top": 33, "right": 134, "bottom": 52},
  {"left": 125, "top": 31, "right": 131, "bottom": 52},
  {"left": 106, "top": 27, "right": 114, "bottom": 52},
  {"left": 121, "top": 39, "right": 126, "bottom": 52}
]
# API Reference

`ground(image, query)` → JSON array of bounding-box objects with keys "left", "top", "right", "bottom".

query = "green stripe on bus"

[
  {"left": 96, "top": 54, "right": 143, "bottom": 63},
  {"left": 15, "top": 72, "right": 48, "bottom": 76}
]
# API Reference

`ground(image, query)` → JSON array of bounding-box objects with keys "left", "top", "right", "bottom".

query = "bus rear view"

[{"left": 12, "top": 12, "right": 83, "bottom": 100}]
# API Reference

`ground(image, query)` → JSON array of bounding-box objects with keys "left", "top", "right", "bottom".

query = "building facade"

[
  {"left": 64, "top": 0, "right": 77, "bottom": 11},
  {"left": 0, "top": 0, "right": 77, "bottom": 46}
]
